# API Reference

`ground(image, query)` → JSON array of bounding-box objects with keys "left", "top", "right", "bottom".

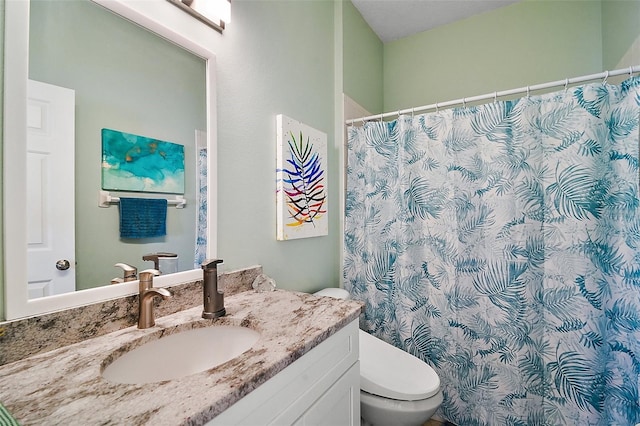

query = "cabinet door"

[
  {"left": 293, "top": 361, "right": 360, "bottom": 426},
  {"left": 209, "top": 320, "right": 359, "bottom": 426}
]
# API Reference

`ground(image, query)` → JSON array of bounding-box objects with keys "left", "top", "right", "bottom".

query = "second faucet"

[{"left": 202, "top": 259, "right": 225, "bottom": 319}]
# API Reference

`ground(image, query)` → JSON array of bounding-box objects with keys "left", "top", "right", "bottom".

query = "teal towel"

[
  {"left": 119, "top": 197, "right": 167, "bottom": 239},
  {"left": 0, "top": 403, "right": 19, "bottom": 426}
]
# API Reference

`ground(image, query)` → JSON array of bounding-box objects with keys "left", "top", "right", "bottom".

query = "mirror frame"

[{"left": 3, "top": 0, "right": 218, "bottom": 320}]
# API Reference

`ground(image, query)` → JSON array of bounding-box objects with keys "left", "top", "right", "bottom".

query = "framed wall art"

[{"left": 276, "top": 114, "right": 328, "bottom": 240}]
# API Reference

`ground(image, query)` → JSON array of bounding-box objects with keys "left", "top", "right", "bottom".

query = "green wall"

[
  {"left": 342, "top": 0, "right": 383, "bottom": 114},
  {"left": 210, "top": 0, "right": 339, "bottom": 293},
  {"left": 29, "top": 0, "right": 206, "bottom": 290},
  {"left": 383, "top": 0, "right": 603, "bottom": 111},
  {"left": 0, "top": 0, "right": 5, "bottom": 320},
  {"left": 602, "top": 0, "right": 640, "bottom": 69}
]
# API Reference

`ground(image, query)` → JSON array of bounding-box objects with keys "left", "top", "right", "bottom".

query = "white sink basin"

[{"left": 102, "top": 325, "right": 261, "bottom": 384}]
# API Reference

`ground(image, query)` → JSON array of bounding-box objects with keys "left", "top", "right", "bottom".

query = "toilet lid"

[
  {"left": 313, "top": 288, "right": 350, "bottom": 299},
  {"left": 359, "top": 329, "right": 440, "bottom": 401}
]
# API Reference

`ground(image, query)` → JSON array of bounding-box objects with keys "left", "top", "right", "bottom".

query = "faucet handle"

[
  {"left": 201, "top": 259, "right": 223, "bottom": 270},
  {"left": 115, "top": 262, "right": 136, "bottom": 272},
  {"left": 138, "top": 269, "right": 160, "bottom": 292},
  {"left": 114, "top": 263, "right": 137, "bottom": 281},
  {"left": 143, "top": 253, "right": 178, "bottom": 275},
  {"left": 139, "top": 269, "right": 160, "bottom": 279},
  {"left": 142, "top": 254, "right": 161, "bottom": 270}
]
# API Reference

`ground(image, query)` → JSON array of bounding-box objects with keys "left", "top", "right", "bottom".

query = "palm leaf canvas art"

[{"left": 276, "top": 114, "right": 328, "bottom": 240}]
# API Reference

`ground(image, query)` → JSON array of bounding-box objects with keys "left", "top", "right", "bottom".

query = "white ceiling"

[{"left": 351, "top": 0, "right": 521, "bottom": 43}]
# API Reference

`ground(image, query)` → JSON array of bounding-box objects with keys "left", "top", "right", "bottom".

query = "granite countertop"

[{"left": 0, "top": 289, "right": 362, "bottom": 426}]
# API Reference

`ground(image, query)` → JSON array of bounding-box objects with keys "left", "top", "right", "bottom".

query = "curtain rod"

[{"left": 346, "top": 65, "right": 640, "bottom": 125}]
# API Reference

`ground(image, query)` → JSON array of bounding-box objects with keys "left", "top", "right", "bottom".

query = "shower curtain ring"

[
  {"left": 411, "top": 108, "right": 415, "bottom": 118},
  {"left": 602, "top": 70, "right": 609, "bottom": 85},
  {"left": 564, "top": 78, "right": 569, "bottom": 92},
  {"left": 493, "top": 92, "right": 498, "bottom": 103},
  {"left": 435, "top": 102, "right": 439, "bottom": 112},
  {"left": 526, "top": 86, "right": 530, "bottom": 98},
  {"left": 462, "top": 98, "right": 467, "bottom": 108},
  {"left": 630, "top": 66, "right": 634, "bottom": 76}
]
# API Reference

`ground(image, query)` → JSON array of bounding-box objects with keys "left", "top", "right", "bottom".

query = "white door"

[{"left": 27, "top": 79, "right": 76, "bottom": 298}]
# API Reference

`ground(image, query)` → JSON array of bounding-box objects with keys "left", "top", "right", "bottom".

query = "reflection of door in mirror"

[
  {"left": 28, "top": 0, "right": 207, "bottom": 292},
  {"left": 27, "top": 80, "right": 76, "bottom": 299}
]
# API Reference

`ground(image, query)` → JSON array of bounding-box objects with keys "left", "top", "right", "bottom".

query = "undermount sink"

[{"left": 102, "top": 325, "right": 261, "bottom": 384}]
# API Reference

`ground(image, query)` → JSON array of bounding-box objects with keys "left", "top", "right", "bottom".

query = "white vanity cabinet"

[{"left": 209, "top": 320, "right": 360, "bottom": 426}]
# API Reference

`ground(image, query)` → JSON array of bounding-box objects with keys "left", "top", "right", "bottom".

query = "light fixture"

[{"left": 167, "top": 0, "right": 231, "bottom": 33}]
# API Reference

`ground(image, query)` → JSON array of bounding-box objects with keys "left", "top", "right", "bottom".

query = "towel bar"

[{"left": 98, "top": 190, "right": 186, "bottom": 209}]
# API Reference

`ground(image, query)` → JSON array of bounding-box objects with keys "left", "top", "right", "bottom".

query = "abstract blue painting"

[{"left": 101, "top": 128, "right": 185, "bottom": 194}]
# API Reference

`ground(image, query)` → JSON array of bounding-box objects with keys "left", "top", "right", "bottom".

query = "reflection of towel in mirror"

[{"left": 119, "top": 198, "right": 167, "bottom": 239}]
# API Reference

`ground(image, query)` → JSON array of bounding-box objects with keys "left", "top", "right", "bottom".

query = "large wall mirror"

[{"left": 3, "top": 0, "right": 218, "bottom": 320}]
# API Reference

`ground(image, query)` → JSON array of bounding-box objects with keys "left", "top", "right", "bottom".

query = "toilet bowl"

[{"left": 314, "top": 288, "right": 443, "bottom": 426}]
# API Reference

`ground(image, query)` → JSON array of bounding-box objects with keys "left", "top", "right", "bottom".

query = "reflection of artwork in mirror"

[
  {"left": 276, "top": 114, "right": 328, "bottom": 241},
  {"left": 102, "top": 129, "right": 185, "bottom": 194}
]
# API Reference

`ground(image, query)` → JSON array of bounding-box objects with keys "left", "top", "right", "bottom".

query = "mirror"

[
  {"left": 28, "top": 0, "right": 205, "bottom": 294},
  {"left": 4, "top": 0, "right": 218, "bottom": 320},
  {"left": 27, "top": 0, "right": 206, "bottom": 298}
]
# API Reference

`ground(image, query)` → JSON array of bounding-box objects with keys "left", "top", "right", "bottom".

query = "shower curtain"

[{"left": 344, "top": 76, "right": 640, "bottom": 425}]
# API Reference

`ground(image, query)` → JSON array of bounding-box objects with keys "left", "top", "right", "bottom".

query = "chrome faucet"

[
  {"left": 111, "top": 262, "right": 137, "bottom": 284},
  {"left": 138, "top": 269, "right": 172, "bottom": 329},
  {"left": 201, "top": 259, "right": 225, "bottom": 319}
]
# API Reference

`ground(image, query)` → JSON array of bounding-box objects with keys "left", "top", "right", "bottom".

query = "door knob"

[{"left": 56, "top": 259, "right": 71, "bottom": 271}]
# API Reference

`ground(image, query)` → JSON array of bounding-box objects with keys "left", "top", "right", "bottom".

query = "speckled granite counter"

[
  {"left": 0, "top": 289, "right": 362, "bottom": 426},
  {"left": 0, "top": 266, "right": 263, "bottom": 366}
]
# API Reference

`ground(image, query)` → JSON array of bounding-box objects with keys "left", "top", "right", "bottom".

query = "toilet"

[{"left": 314, "top": 288, "right": 443, "bottom": 426}]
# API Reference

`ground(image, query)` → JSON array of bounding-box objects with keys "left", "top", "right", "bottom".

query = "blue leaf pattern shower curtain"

[{"left": 344, "top": 77, "right": 640, "bottom": 425}]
